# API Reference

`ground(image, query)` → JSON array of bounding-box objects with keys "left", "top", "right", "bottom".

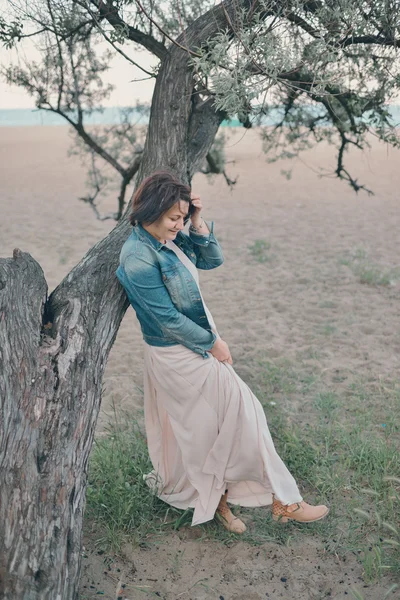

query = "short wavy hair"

[{"left": 129, "top": 170, "right": 195, "bottom": 226}]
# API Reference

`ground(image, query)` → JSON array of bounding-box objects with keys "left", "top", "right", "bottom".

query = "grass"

[
  {"left": 316, "top": 321, "right": 338, "bottom": 336},
  {"left": 338, "top": 248, "right": 400, "bottom": 286},
  {"left": 85, "top": 418, "right": 184, "bottom": 550},
  {"left": 318, "top": 300, "right": 337, "bottom": 309},
  {"left": 248, "top": 239, "right": 274, "bottom": 263},
  {"left": 85, "top": 357, "right": 400, "bottom": 593}
]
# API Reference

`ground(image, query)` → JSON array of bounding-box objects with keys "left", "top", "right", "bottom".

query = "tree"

[{"left": 1, "top": 1, "right": 400, "bottom": 597}]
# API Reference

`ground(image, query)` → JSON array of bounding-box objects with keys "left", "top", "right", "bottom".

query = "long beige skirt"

[{"left": 143, "top": 342, "right": 303, "bottom": 526}]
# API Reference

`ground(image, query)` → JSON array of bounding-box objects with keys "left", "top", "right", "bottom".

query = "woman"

[{"left": 116, "top": 170, "right": 329, "bottom": 533}]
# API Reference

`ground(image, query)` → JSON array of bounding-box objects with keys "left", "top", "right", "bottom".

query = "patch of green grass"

[
  {"left": 248, "top": 239, "right": 274, "bottom": 263},
  {"left": 338, "top": 249, "right": 400, "bottom": 286},
  {"left": 301, "top": 346, "right": 322, "bottom": 361},
  {"left": 318, "top": 300, "right": 337, "bottom": 309},
  {"left": 316, "top": 322, "right": 338, "bottom": 336},
  {"left": 343, "top": 378, "right": 400, "bottom": 435},
  {"left": 349, "top": 479, "right": 400, "bottom": 596},
  {"left": 254, "top": 357, "right": 319, "bottom": 403},
  {"left": 85, "top": 419, "right": 186, "bottom": 550},
  {"left": 313, "top": 391, "right": 340, "bottom": 419}
]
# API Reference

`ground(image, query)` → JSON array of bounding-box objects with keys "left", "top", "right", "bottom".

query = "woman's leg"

[
  {"left": 215, "top": 488, "right": 247, "bottom": 534},
  {"left": 271, "top": 496, "right": 329, "bottom": 523},
  {"left": 215, "top": 490, "right": 329, "bottom": 532}
]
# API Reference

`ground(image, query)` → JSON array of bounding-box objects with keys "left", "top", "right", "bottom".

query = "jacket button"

[
  {"left": 190, "top": 253, "right": 195, "bottom": 257},
  {"left": 162, "top": 274, "right": 167, "bottom": 280}
]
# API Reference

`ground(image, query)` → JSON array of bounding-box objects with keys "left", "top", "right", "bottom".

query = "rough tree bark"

[{"left": 0, "top": 1, "right": 256, "bottom": 598}]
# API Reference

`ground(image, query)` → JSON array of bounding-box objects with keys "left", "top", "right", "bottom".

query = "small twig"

[
  {"left": 77, "top": 0, "right": 156, "bottom": 77},
  {"left": 90, "top": 0, "right": 167, "bottom": 60},
  {"left": 66, "top": 38, "right": 83, "bottom": 126},
  {"left": 45, "top": 0, "right": 64, "bottom": 111},
  {"left": 133, "top": 0, "right": 201, "bottom": 57},
  {"left": 203, "top": 153, "right": 237, "bottom": 188},
  {"left": 175, "top": 0, "right": 188, "bottom": 50},
  {"left": 129, "top": 76, "right": 155, "bottom": 83},
  {"left": 12, "top": 27, "right": 47, "bottom": 38},
  {"left": 335, "top": 132, "right": 374, "bottom": 195},
  {"left": 115, "top": 571, "right": 127, "bottom": 600}
]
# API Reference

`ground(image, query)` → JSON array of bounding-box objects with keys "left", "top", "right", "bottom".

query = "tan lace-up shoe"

[
  {"left": 215, "top": 491, "right": 247, "bottom": 534},
  {"left": 272, "top": 496, "right": 329, "bottom": 523}
]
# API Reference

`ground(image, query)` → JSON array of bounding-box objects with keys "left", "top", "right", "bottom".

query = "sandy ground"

[{"left": 1, "top": 126, "right": 400, "bottom": 599}]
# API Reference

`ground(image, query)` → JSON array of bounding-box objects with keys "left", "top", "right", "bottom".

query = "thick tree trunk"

[
  {"left": 135, "top": 0, "right": 250, "bottom": 182},
  {"left": 0, "top": 240, "right": 129, "bottom": 599},
  {"left": 0, "top": 2, "right": 256, "bottom": 598}
]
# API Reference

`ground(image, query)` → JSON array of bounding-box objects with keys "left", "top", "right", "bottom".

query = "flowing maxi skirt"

[{"left": 142, "top": 240, "right": 303, "bottom": 526}]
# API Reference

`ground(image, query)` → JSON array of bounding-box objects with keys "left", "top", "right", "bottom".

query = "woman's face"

[{"left": 145, "top": 200, "right": 189, "bottom": 243}]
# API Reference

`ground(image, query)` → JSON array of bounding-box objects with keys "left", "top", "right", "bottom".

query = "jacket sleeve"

[
  {"left": 186, "top": 220, "right": 224, "bottom": 271},
  {"left": 122, "top": 252, "right": 217, "bottom": 357}
]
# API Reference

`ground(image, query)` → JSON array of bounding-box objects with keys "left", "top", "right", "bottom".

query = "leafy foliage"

[
  {"left": 190, "top": 0, "right": 400, "bottom": 191},
  {"left": 0, "top": 15, "right": 24, "bottom": 48}
]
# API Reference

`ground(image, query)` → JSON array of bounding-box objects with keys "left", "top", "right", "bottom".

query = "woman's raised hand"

[
  {"left": 209, "top": 338, "right": 233, "bottom": 365},
  {"left": 190, "top": 193, "right": 203, "bottom": 228}
]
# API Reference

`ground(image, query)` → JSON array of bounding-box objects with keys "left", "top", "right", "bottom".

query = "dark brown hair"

[{"left": 129, "top": 170, "right": 195, "bottom": 226}]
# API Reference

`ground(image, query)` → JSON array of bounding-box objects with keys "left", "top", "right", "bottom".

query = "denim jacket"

[{"left": 116, "top": 220, "right": 224, "bottom": 359}]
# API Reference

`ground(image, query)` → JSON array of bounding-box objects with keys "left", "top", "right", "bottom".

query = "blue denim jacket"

[{"left": 116, "top": 220, "right": 224, "bottom": 358}]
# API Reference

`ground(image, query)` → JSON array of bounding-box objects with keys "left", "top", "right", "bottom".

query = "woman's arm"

[
  {"left": 188, "top": 194, "right": 224, "bottom": 270},
  {"left": 186, "top": 219, "right": 224, "bottom": 270},
  {"left": 118, "top": 252, "right": 217, "bottom": 358}
]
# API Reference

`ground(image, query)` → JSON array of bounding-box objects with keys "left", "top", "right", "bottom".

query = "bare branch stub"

[{"left": 204, "top": 152, "right": 237, "bottom": 189}]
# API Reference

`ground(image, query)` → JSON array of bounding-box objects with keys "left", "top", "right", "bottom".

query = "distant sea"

[
  {"left": 0, "top": 107, "right": 149, "bottom": 127},
  {"left": 1, "top": 106, "right": 400, "bottom": 127},
  {"left": 0, "top": 107, "right": 242, "bottom": 127}
]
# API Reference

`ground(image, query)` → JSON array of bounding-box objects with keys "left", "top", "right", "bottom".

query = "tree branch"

[
  {"left": 285, "top": 12, "right": 320, "bottom": 38},
  {"left": 204, "top": 152, "right": 237, "bottom": 188},
  {"left": 340, "top": 34, "right": 400, "bottom": 48},
  {"left": 336, "top": 132, "right": 373, "bottom": 195},
  {"left": 133, "top": 0, "right": 201, "bottom": 57},
  {"left": 75, "top": 0, "right": 156, "bottom": 76},
  {"left": 89, "top": 0, "right": 167, "bottom": 60},
  {"left": 46, "top": 0, "right": 64, "bottom": 111},
  {"left": 40, "top": 104, "right": 129, "bottom": 177}
]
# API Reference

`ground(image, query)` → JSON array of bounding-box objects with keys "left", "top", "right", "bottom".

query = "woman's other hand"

[{"left": 209, "top": 338, "right": 233, "bottom": 364}]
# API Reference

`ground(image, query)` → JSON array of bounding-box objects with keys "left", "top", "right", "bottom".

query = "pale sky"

[{"left": 0, "top": 18, "right": 157, "bottom": 109}]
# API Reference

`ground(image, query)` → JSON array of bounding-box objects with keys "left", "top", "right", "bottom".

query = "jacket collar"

[
  {"left": 134, "top": 223, "right": 185, "bottom": 253},
  {"left": 134, "top": 223, "right": 164, "bottom": 252}
]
